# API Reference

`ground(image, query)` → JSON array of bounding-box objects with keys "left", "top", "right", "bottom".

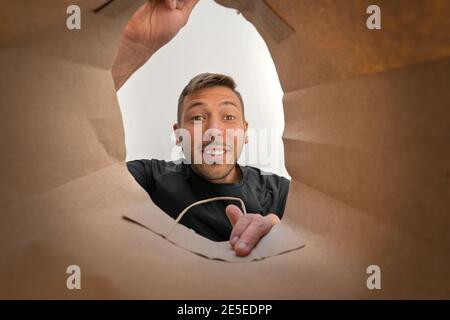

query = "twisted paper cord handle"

[{"left": 164, "top": 196, "right": 247, "bottom": 239}]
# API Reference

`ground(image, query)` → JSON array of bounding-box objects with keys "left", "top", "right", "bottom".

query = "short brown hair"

[{"left": 177, "top": 73, "right": 245, "bottom": 124}]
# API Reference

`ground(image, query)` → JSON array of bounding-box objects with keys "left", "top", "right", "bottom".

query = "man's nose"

[{"left": 203, "top": 116, "right": 226, "bottom": 136}]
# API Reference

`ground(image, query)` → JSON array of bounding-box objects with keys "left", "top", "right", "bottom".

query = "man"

[{"left": 112, "top": 0, "right": 290, "bottom": 257}]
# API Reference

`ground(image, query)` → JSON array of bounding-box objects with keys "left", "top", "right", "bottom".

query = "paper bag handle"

[{"left": 164, "top": 196, "right": 247, "bottom": 239}]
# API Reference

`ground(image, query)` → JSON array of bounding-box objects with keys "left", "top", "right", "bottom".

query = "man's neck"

[
  {"left": 212, "top": 165, "right": 242, "bottom": 184},
  {"left": 191, "top": 164, "right": 243, "bottom": 184}
]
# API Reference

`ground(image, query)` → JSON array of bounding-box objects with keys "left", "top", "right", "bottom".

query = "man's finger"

[
  {"left": 180, "top": 0, "right": 200, "bottom": 13},
  {"left": 228, "top": 214, "right": 253, "bottom": 247},
  {"left": 225, "top": 204, "right": 243, "bottom": 227},
  {"left": 164, "top": 0, "right": 177, "bottom": 10},
  {"left": 234, "top": 215, "right": 274, "bottom": 257},
  {"left": 226, "top": 204, "right": 245, "bottom": 247},
  {"left": 266, "top": 213, "right": 281, "bottom": 226}
]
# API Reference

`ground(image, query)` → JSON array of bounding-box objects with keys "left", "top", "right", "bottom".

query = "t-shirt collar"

[{"left": 185, "top": 161, "right": 247, "bottom": 187}]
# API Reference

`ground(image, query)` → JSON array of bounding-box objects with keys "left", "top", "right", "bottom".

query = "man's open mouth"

[{"left": 200, "top": 144, "right": 232, "bottom": 162}]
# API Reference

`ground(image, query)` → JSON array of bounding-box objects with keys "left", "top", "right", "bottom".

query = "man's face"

[{"left": 173, "top": 86, "right": 248, "bottom": 182}]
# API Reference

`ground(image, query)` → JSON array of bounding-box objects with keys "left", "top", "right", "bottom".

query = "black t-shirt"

[{"left": 126, "top": 158, "right": 290, "bottom": 241}]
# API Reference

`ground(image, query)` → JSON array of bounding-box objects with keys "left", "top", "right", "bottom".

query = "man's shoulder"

[
  {"left": 242, "top": 165, "right": 290, "bottom": 217},
  {"left": 126, "top": 158, "right": 189, "bottom": 177},
  {"left": 243, "top": 165, "right": 290, "bottom": 186}
]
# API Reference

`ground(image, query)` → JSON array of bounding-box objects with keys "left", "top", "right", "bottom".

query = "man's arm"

[{"left": 112, "top": 0, "right": 199, "bottom": 91}]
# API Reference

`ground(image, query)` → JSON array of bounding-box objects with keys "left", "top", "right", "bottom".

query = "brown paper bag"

[{"left": 0, "top": 0, "right": 449, "bottom": 299}]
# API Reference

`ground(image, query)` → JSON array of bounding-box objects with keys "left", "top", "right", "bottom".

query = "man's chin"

[{"left": 191, "top": 163, "right": 235, "bottom": 181}]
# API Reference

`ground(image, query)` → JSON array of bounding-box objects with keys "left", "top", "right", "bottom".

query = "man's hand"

[
  {"left": 225, "top": 204, "right": 280, "bottom": 257},
  {"left": 123, "top": 0, "right": 199, "bottom": 51},
  {"left": 112, "top": 0, "right": 199, "bottom": 90}
]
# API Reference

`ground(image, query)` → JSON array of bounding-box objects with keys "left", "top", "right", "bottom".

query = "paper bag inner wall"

[{"left": 1, "top": 0, "right": 449, "bottom": 298}]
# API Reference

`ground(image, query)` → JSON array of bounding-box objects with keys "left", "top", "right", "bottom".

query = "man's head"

[{"left": 173, "top": 73, "right": 248, "bottom": 183}]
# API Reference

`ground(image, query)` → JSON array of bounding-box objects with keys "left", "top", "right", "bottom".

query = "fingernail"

[
  {"left": 237, "top": 241, "right": 248, "bottom": 249},
  {"left": 231, "top": 236, "right": 239, "bottom": 246},
  {"left": 170, "top": 0, "right": 176, "bottom": 10},
  {"left": 176, "top": 0, "right": 185, "bottom": 10}
]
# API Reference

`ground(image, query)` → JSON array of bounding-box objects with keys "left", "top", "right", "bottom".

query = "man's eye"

[
  {"left": 191, "top": 115, "right": 205, "bottom": 121},
  {"left": 225, "top": 115, "right": 236, "bottom": 120}
]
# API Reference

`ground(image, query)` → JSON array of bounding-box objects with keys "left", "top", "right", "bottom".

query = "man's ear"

[
  {"left": 244, "top": 120, "right": 249, "bottom": 144},
  {"left": 173, "top": 123, "right": 182, "bottom": 146}
]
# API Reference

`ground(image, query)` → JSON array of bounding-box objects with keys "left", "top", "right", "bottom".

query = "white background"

[{"left": 118, "top": 0, "right": 289, "bottom": 178}]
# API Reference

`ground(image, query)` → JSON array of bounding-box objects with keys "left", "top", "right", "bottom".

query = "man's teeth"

[
  {"left": 204, "top": 149, "right": 225, "bottom": 156},
  {"left": 202, "top": 145, "right": 231, "bottom": 156}
]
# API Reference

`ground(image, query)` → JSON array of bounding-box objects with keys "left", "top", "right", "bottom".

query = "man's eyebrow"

[
  {"left": 185, "top": 101, "right": 205, "bottom": 112},
  {"left": 185, "top": 100, "right": 239, "bottom": 112},
  {"left": 219, "top": 100, "right": 239, "bottom": 108}
]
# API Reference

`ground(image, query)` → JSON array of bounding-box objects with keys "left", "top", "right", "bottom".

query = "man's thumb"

[
  {"left": 225, "top": 204, "right": 243, "bottom": 226},
  {"left": 179, "top": 0, "right": 199, "bottom": 17}
]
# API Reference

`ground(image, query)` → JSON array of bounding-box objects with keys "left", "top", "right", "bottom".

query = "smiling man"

[{"left": 112, "top": 0, "right": 290, "bottom": 256}]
